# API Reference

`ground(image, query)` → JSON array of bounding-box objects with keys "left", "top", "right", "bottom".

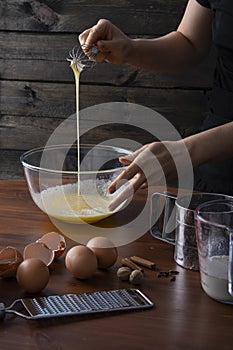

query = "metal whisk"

[
  {"left": 82, "top": 44, "right": 99, "bottom": 61},
  {"left": 67, "top": 44, "right": 99, "bottom": 72}
]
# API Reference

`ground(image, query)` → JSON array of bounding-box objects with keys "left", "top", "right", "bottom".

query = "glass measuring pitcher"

[
  {"left": 195, "top": 199, "right": 233, "bottom": 304},
  {"left": 150, "top": 192, "right": 232, "bottom": 271}
]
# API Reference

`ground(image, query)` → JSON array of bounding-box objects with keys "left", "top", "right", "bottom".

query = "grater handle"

[{"left": 4, "top": 299, "right": 31, "bottom": 319}]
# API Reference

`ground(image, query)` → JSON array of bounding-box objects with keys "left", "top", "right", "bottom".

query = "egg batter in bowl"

[
  {"left": 33, "top": 180, "right": 123, "bottom": 224},
  {"left": 21, "top": 144, "right": 131, "bottom": 225}
]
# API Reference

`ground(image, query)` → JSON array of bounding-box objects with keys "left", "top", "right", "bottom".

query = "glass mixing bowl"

[{"left": 20, "top": 144, "right": 132, "bottom": 225}]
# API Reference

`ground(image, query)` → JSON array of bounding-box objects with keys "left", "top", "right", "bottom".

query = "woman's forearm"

[
  {"left": 79, "top": 1, "right": 213, "bottom": 72},
  {"left": 184, "top": 122, "right": 233, "bottom": 168},
  {"left": 123, "top": 0, "right": 214, "bottom": 72},
  {"left": 128, "top": 32, "right": 203, "bottom": 73}
]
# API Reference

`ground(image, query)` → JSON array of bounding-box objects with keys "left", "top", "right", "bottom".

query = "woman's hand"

[
  {"left": 108, "top": 141, "right": 180, "bottom": 211},
  {"left": 108, "top": 120, "right": 233, "bottom": 211},
  {"left": 79, "top": 19, "right": 133, "bottom": 64}
]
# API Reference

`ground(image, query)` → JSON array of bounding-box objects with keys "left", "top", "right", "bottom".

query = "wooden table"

[{"left": 0, "top": 180, "right": 233, "bottom": 350}]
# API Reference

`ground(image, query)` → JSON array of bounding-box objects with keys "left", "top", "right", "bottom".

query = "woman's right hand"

[{"left": 79, "top": 19, "right": 133, "bottom": 64}]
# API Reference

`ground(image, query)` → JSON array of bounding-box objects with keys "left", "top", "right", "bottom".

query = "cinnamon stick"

[
  {"left": 121, "top": 258, "right": 144, "bottom": 273},
  {"left": 130, "top": 256, "right": 156, "bottom": 270}
]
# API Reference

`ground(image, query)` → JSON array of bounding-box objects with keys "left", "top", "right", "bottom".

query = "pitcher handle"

[
  {"left": 150, "top": 191, "right": 177, "bottom": 245},
  {"left": 228, "top": 230, "right": 233, "bottom": 297}
]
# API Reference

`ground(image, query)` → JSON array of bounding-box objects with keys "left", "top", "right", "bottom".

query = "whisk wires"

[{"left": 67, "top": 45, "right": 98, "bottom": 72}]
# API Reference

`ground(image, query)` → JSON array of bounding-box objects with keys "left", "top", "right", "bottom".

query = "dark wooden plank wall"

[{"left": 0, "top": 0, "right": 215, "bottom": 179}]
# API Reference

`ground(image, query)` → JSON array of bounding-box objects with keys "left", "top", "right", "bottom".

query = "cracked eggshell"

[
  {"left": 23, "top": 242, "right": 54, "bottom": 266},
  {"left": 37, "top": 231, "right": 66, "bottom": 259},
  {"left": 0, "top": 246, "right": 23, "bottom": 278}
]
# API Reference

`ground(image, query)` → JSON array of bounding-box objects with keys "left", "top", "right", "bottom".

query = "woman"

[{"left": 79, "top": 0, "right": 233, "bottom": 210}]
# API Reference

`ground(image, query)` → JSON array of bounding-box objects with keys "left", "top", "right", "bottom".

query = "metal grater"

[{"left": 1, "top": 289, "right": 154, "bottom": 320}]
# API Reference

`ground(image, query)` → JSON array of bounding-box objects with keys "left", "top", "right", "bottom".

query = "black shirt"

[
  {"left": 193, "top": 1, "right": 233, "bottom": 194},
  {"left": 196, "top": 0, "right": 233, "bottom": 108}
]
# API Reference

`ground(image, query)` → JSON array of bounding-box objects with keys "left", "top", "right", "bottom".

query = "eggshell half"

[
  {"left": 37, "top": 231, "right": 66, "bottom": 259},
  {"left": 0, "top": 246, "right": 23, "bottom": 278},
  {"left": 23, "top": 242, "right": 54, "bottom": 266}
]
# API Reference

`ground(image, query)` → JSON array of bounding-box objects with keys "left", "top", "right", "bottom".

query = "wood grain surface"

[
  {"left": 0, "top": 180, "right": 233, "bottom": 350},
  {"left": 0, "top": 0, "right": 216, "bottom": 179},
  {"left": 1, "top": 0, "right": 186, "bottom": 33}
]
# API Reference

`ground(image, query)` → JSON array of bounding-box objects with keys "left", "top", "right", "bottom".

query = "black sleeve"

[{"left": 196, "top": 0, "right": 211, "bottom": 8}]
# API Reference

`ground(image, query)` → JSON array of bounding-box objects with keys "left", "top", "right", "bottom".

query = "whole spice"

[
  {"left": 129, "top": 270, "right": 143, "bottom": 285},
  {"left": 157, "top": 270, "right": 179, "bottom": 282},
  {"left": 121, "top": 258, "right": 143, "bottom": 273},
  {"left": 117, "top": 267, "right": 132, "bottom": 281},
  {"left": 157, "top": 271, "right": 170, "bottom": 278},
  {"left": 130, "top": 256, "right": 156, "bottom": 270},
  {"left": 169, "top": 270, "right": 179, "bottom": 275}
]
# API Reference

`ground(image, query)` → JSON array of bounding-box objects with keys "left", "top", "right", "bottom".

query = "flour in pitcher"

[{"left": 201, "top": 255, "right": 233, "bottom": 303}]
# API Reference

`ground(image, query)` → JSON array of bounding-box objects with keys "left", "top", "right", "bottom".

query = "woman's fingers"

[
  {"left": 109, "top": 145, "right": 155, "bottom": 194},
  {"left": 108, "top": 182, "right": 134, "bottom": 212},
  {"left": 109, "top": 173, "right": 146, "bottom": 211},
  {"left": 119, "top": 147, "right": 145, "bottom": 164},
  {"left": 108, "top": 161, "right": 141, "bottom": 194},
  {"left": 79, "top": 19, "right": 107, "bottom": 46},
  {"left": 79, "top": 29, "right": 90, "bottom": 46},
  {"left": 108, "top": 150, "right": 142, "bottom": 193},
  {"left": 78, "top": 20, "right": 111, "bottom": 62},
  {"left": 79, "top": 19, "right": 132, "bottom": 64}
]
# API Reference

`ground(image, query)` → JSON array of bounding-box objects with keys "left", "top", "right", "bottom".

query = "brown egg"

[
  {"left": 0, "top": 246, "right": 23, "bottom": 278},
  {"left": 16, "top": 258, "right": 50, "bottom": 293},
  {"left": 23, "top": 242, "right": 54, "bottom": 266},
  {"left": 37, "top": 231, "right": 66, "bottom": 259},
  {"left": 87, "top": 237, "right": 118, "bottom": 269},
  {"left": 65, "top": 245, "right": 97, "bottom": 279}
]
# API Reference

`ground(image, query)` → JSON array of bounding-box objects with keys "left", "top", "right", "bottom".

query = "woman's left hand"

[{"left": 108, "top": 141, "right": 180, "bottom": 211}]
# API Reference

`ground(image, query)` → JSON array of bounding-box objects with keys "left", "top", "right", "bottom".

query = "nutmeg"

[
  {"left": 117, "top": 266, "right": 132, "bottom": 281},
  {"left": 129, "top": 270, "right": 143, "bottom": 285}
]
